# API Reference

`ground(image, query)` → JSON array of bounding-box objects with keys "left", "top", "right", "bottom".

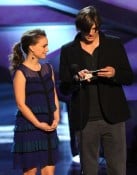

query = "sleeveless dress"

[{"left": 12, "top": 63, "right": 59, "bottom": 170}]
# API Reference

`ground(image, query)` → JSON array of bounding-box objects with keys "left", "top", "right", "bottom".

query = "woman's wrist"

[
  {"left": 53, "top": 119, "right": 59, "bottom": 125},
  {"left": 34, "top": 120, "right": 41, "bottom": 128}
]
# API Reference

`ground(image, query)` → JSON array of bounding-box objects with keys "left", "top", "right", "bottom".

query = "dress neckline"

[{"left": 22, "top": 63, "right": 42, "bottom": 72}]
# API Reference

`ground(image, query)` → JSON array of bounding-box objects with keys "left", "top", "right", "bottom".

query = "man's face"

[{"left": 82, "top": 24, "right": 99, "bottom": 43}]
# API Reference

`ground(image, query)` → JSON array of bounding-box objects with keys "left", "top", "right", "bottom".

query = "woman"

[{"left": 9, "top": 29, "right": 60, "bottom": 175}]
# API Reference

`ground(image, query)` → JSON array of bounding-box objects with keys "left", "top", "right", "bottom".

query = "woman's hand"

[
  {"left": 51, "top": 119, "right": 59, "bottom": 130},
  {"left": 37, "top": 122, "right": 55, "bottom": 132}
]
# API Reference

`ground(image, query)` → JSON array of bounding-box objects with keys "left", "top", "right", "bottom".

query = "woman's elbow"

[{"left": 16, "top": 102, "right": 26, "bottom": 111}]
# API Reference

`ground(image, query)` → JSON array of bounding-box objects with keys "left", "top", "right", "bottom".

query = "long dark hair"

[
  {"left": 75, "top": 6, "right": 101, "bottom": 33},
  {"left": 9, "top": 29, "right": 46, "bottom": 73}
]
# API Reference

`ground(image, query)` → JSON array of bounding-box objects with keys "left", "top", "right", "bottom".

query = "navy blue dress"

[{"left": 12, "top": 63, "right": 59, "bottom": 170}]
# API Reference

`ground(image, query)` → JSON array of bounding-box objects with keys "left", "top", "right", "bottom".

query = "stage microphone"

[{"left": 70, "top": 64, "right": 80, "bottom": 81}]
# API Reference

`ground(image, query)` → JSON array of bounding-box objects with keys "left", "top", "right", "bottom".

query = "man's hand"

[
  {"left": 98, "top": 66, "right": 115, "bottom": 78},
  {"left": 78, "top": 69, "right": 93, "bottom": 82}
]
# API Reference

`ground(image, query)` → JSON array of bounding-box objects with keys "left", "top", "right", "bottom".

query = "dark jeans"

[{"left": 76, "top": 120, "right": 126, "bottom": 175}]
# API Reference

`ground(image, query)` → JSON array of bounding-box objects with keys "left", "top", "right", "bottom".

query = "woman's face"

[
  {"left": 82, "top": 24, "right": 99, "bottom": 43},
  {"left": 30, "top": 36, "right": 49, "bottom": 59}
]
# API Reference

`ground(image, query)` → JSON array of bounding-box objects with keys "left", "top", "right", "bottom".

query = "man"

[{"left": 59, "top": 6, "right": 133, "bottom": 175}]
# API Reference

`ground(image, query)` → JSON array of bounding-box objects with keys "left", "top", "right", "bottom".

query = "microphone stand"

[
  {"left": 79, "top": 80, "right": 84, "bottom": 175},
  {"left": 72, "top": 69, "right": 86, "bottom": 174},
  {"left": 72, "top": 75, "right": 84, "bottom": 174}
]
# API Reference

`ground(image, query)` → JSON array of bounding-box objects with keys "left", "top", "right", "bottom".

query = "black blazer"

[{"left": 59, "top": 31, "right": 134, "bottom": 130}]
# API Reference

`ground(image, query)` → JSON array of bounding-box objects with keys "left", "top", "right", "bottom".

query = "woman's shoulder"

[
  {"left": 41, "top": 63, "right": 53, "bottom": 74},
  {"left": 42, "top": 63, "right": 52, "bottom": 69},
  {"left": 13, "top": 64, "right": 27, "bottom": 78}
]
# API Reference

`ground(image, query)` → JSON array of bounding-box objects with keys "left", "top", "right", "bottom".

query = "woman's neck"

[{"left": 23, "top": 57, "right": 41, "bottom": 71}]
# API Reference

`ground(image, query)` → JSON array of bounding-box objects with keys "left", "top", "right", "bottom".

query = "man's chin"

[{"left": 85, "top": 39, "right": 94, "bottom": 44}]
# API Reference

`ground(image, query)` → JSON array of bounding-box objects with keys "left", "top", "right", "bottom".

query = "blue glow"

[
  {"left": 2, "top": 24, "right": 77, "bottom": 55},
  {"left": 0, "top": 0, "right": 78, "bottom": 14},
  {"left": 0, "top": 123, "right": 70, "bottom": 144},
  {"left": 0, "top": 0, "right": 42, "bottom": 5}
]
